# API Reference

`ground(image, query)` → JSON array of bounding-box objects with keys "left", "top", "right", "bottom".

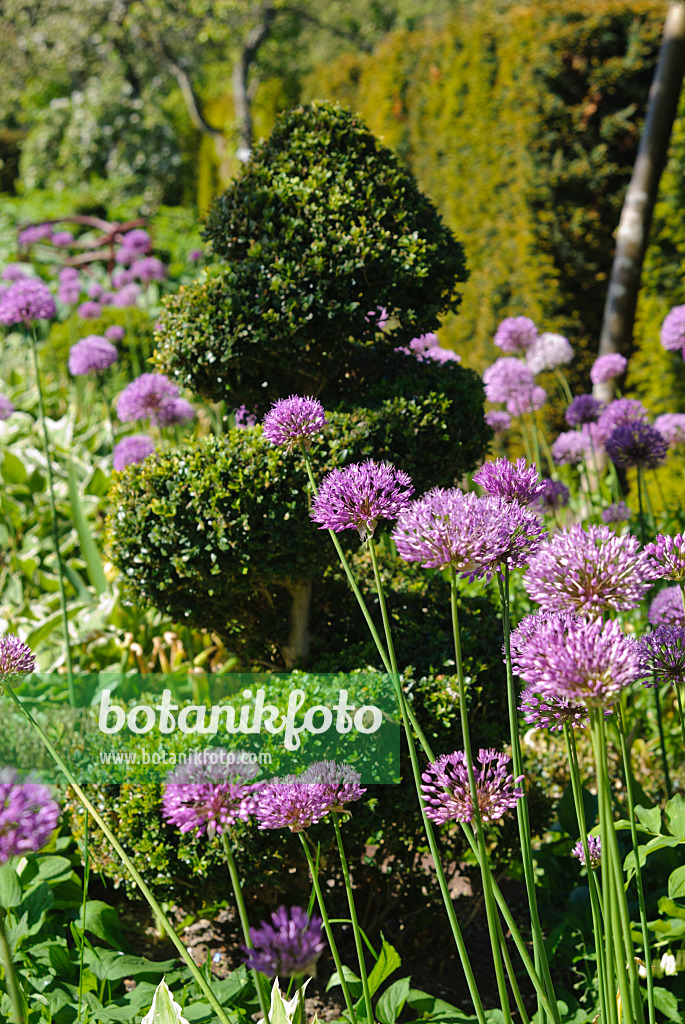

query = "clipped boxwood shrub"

[{"left": 154, "top": 100, "right": 467, "bottom": 408}]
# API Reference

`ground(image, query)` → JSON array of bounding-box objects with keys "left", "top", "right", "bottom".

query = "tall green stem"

[
  {"left": 332, "top": 816, "right": 375, "bottom": 1024},
  {"left": 3, "top": 684, "right": 234, "bottom": 1024},
  {"left": 298, "top": 834, "right": 358, "bottom": 1024},
  {"left": 0, "top": 905, "right": 24, "bottom": 1023},
  {"left": 220, "top": 834, "right": 270, "bottom": 1022},
  {"left": 77, "top": 809, "right": 90, "bottom": 1024},
  {"left": 28, "top": 326, "right": 76, "bottom": 705}
]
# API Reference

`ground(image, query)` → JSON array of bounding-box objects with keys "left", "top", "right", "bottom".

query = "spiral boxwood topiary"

[{"left": 154, "top": 100, "right": 467, "bottom": 408}]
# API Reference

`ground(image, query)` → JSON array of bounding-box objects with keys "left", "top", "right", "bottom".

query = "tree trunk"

[
  {"left": 281, "top": 578, "right": 312, "bottom": 669},
  {"left": 232, "top": 4, "right": 277, "bottom": 161},
  {"left": 594, "top": 1, "right": 685, "bottom": 406}
]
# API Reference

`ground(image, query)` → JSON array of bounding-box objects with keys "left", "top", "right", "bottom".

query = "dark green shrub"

[{"left": 154, "top": 100, "right": 467, "bottom": 408}]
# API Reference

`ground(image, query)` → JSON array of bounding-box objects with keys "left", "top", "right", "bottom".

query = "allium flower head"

[
  {"left": 605, "top": 422, "right": 668, "bottom": 469},
  {"left": 243, "top": 907, "right": 325, "bottom": 979},
  {"left": 551, "top": 427, "right": 601, "bottom": 466},
  {"left": 68, "top": 336, "right": 118, "bottom": 376},
  {"left": 2, "top": 264, "right": 28, "bottom": 282},
  {"left": 523, "top": 524, "right": 653, "bottom": 615},
  {"left": 156, "top": 397, "right": 195, "bottom": 427},
  {"left": 87, "top": 283, "right": 104, "bottom": 300},
  {"left": 654, "top": 413, "right": 685, "bottom": 446},
  {"left": 591, "top": 353, "right": 627, "bottom": 384},
  {"left": 596, "top": 398, "right": 649, "bottom": 443},
  {"left": 113, "top": 435, "right": 155, "bottom": 472},
  {"left": 421, "top": 749, "right": 524, "bottom": 826},
  {"left": 572, "top": 835, "right": 601, "bottom": 869},
  {"left": 601, "top": 501, "right": 632, "bottom": 525},
  {"left": 116, "top": 373, "right": 179, "bottom": 425},
  {"left": 511, "top": 613, "right": 640, "bottom": 707},
  {"left": 312, "top": 460, "right": 414, "bottom": 541},
  {"left": 494, "top": 316, "right": 538, "bottom": 353},
  {"left": 525, "top": 332, "right": 574, "bottom": 374},
  {"left": 661, "top": 305, "right": 685, "bottom": 352},
  {"left": 393, "top": 489, "right": 545, "bottom": 579},
  {"left": 483, "top": 358, "right": 535, "bottom": 404},
  {"left": 0, "top": 768, "right": 60, "bottom": 861},
  {"left": 472, "top": 458, "right": 545, "bottom": 505},
  {"left": 235, "top": 405, "right": 258, "bottom": 428},
  {"left": 536, "top": 479, "right": 570, "bottom": 512},
  {"left": 112, "top": 283, "right": 141, "bottom": 308},
  {"left": 262, "top": 396, "right": 326, "bottom": 452},
  {"left": 189, "top": 248, "right": 203, "bottom": 262},
  {"left": 51, "top": 231, "right": 73, "bottom": 247},
  {"left": 118, "top": 228, "right": 151, "bottom": 257},
  {"left": 485, "top": 410, "right": 511, "bottom": 434},
  {"left": 0, "top": 635, "right": 35, "bottom": 681},
  {"left": 649, "top": 586, "right": 684, "bottom": 627},
  {"left": 105, "top": 325, "right": 126, "bottom": 342},
  {"left": 565, "top": 395, "right": 601, "bottom": 427},
  {"left": 0, "top": 279, "right": 56, "bottom": 325},
  {"left": 636, "top": 625, "right": 685, "bottom": 688},
  {"left": 644, "top": 533, "right": 685, "bottom": 582},
  {"left": 299, "top": 761, "right": 366, "bottom": 810},
  {"left": 112, "top": 269, "right": 133, "bottom": 289},
  {"left": 162, "top": 749, "right": 261, "bottom": 837},
  {"left": 77, "top": 300, "right": 101, "bottom": 320},
  {"left": 133, "top": 257, "right": 167, "bottom": 283},
  {"left": 519, "top": 686, "right": 591, "bottom": 731},
  {"left": 18, "top": 224, "right": 53, "bottom": 246},
  {"left": 255, "top": 778, "right": 335, "bottom": 831},
  {"left": 507, "top": 385, "right": 547, "bottom": 416},
  {"left": 0, "top": 396, "right": 15, "bottom": 421}
]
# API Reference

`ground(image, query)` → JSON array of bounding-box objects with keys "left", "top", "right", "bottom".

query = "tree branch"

[
  {"left": 232, "top": 3, "right": 277, "bottom": 157},
  {"left": 151, "top": 28, "right": 225, "bottom": 140}
]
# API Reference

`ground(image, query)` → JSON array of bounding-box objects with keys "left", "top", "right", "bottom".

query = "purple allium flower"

[
  {"left": 113, "top": 435, "right": 155, "bottom": 472},
  {"left": 421, "top": 749, "right": 524, "bottom": 826},
  {"left": 1, "top": 264, "right": 28, "bottom": 282},
  {"left": 235, "top": 405, "right": 258, "bottom": 428},
  {"left": 507, "top": 385, "right": 547, "bottom": 416},
  {"left": 58, "top": 285, "right": 81, "bottom": 305},
  {"left": 525, "top": 332, "right": 574, "bottom": 374},
  {"left": 596, "top": 398, "right": 649, "bottom": 443},
  {"left": 112, "top": 269, "right": 133, "bottom": 289},
  {"left": 0, "top": 396, "right": 15, "bottom": 421},
  {"left": 636, "top": 625, "right": 685, "bottom": 688},
  {"left": 51, "top": 230, "right": 74, "bottom": 247},
  {"left": 649, "top": 586, "right": 684, "bottom": 626},
  {"left": 661, "top": 306, "right": 685, "bottom": 352},
  {"left": 485, "top": 410, "right": 512, "bottom": 434},
  {"left": 299, "top": 761, "right": 366, "bottom": 810},
  {"left": 0, "top": 768, "right": 61, "bottom": 862},
  {"left": 104, "top": 324, "right": 126, "bottom": 342},
  {"left": 132, "top": 257, "right": 166, "bottom": 283},
  {"left": 100, "top": 292, "right": 116, "bottom": 306},
  {"left": 645, "top": 534, "right": 685, "bottom": 582},
  {"left": 605, "top": 422, "right": 668, "bottom": 469},
  {"left": 536, "top": 479, "right": 570, "bottom": 512},
  {"left": 565, "top": 395, "right": 601, "bottom": 427},
  {"left": 519, "top": 686, "right": 591, "bottom": 731},
  {"left": 0, "top": 635, "right": 35, "bottom": 681},
  {"left": 112, "top": 283, "right": 141, "bottom": 308},
  {"left": 510, "top": 612, "right": 640, "bottom": 707},
  {"left": 116, "top": 373, "right": 179, "bottom": 425},
  {"left": 572, "top": 835, "right": 601, "bottom": 869},
  {"left": 189, "top": 248, "right": 203, "bottom": 262},
  {"left": 551, "top": 430, "right": 589, "bottom": 466},
  {"left": 255, "top": 778, "right": 335, "bottom": 831},
  {"left": 312, "top": 460, "right": 414, "bottom": 541},
  {"left": 423, "top": 344, "right": 460, "bottom": 364},
  {"left": 601, "top": 501, "right": 632, "bottom": 525},
  {"left": 18, "top": 224, "right": 53, "bottom": 246},
  {"left": 59, "top": 267, "right": 79, "bottom": 284},
  {"left": 392, "top": 489, "right": 545, "bottom": 579},
  {"left": 119, "top": 228, "right": 151, "bottom": 256},
  {"left": 77, "top": 300, "right": 102, "bottom": 320},
  {"left": 472, "top": 458, "right": 545, "bottom": 505},
  {"left": 590, "top": 353, "right": 627, "bottom": 384},
  {"left": 494, "top": 316, "right": 538, "bottom": 354},
  {"left": 161, "top": 749, "right": 261, "bottom": 837},
  {"left": 156, "top": 397, "right": 195, "bottom": 428},
  {"left": 68, "top": 336, "right": 118, "bottom": 376},
  {"left": 523, "top": 524, "right": 653, "bottom": 616},
  {"left": 243, "top": 907, "right": 325, "bottom": 979},
  {"left": 654, "top": 413, "right": 685, "bottom": 446},
  {"left": 0, "top": 280, "right": 56, "bottom": 325},
  {"left": 262, "top": 396, "right": 326, "bottom": 452},
  {"left": 87, "top": 282, "right": 104, "bottom": 300},
  {"left": 483, "top": 358, "right": 535, "bottom": 404}
]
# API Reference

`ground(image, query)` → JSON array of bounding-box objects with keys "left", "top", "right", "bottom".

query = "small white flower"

[{"left": 661, "top": 951, "right": 677, "bottom": 976}]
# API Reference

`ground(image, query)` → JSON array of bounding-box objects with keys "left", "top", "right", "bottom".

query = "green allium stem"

[
  {"left": 0, "top": 904, "right": 25, "bottom": 1023},
  {"left": 332, "top": 815, "right": 375, "bottom": 1024},
  {"left": 77, "top": 809, "right": 90, "bottom": 1024},
  {"left": 2, "top": 683, "right": 234, "bottom": 1024},
  {"left": 652, "top": 679, "right": 673, "bottom": 799},
  {"left": 28, "top": 326, "right": 76, "bottom": 706},
  {"left": 554, "top": 368, "right": 574, "bottom": 406},
  {"left": 220, "top": 834, "right": 270, "bottom": 1022}
]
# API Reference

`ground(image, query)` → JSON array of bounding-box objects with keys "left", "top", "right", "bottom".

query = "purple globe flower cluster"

[
  {"left": 113, "top": 435, "right": 156, "bottom": 472},
  {"left": 605, "top": 421, "right": 668, "bottom": 470},
  {"left": 636, "top": 625, "right": 685, "bottom": 689},
  {"left": 68, "top": 335, "right": 118, "bottom": 376},
  {"left": 518, "top": 686, "right": 591, "bottom": 731},
  {"left": 0, "top": 279, "right": 56, "bottom": 326},
  {"left": 590, "top": 353, "right": 626, "bottom": 385},
  {"left": 243, "top": 906, "right": 325, "bottom": 979},
  {"left": 58, "top": 267, "right": 81, "bottom": 305},
  {"left": 18, "top": 224, "right": 53, "bottom": 247},
  {"left": 472, "top": 457, "right": 545, "bottom": 506},
  {"left": 565, "top": 394, "right": 601, "bottom": 427},
  {"left": 115, "top": 229, "right": 152, "bottom": 265},
  {"left": 485, "top": 410, "right": 511, "bottom": 434},
  {"left": 0, "top": 634, "right": 36, "bottom": 681},
  {"left": 536, "top": 479, "right": 570, "bottom": 513},
  {"left": 255, "top": 762, "right": 365, "bottom": 832},
  {"left": 572, "top": 835, "right": 601, "bottom": 869},
  {"left": 0, "top": 767, "right": 61, "bottom": 862},
  {"left": 654, "top": 413, "right": 685, "bottom": 447},
  {"left": 161, "top": 750, "right": 262, "bottom": 838},
  {"left": 601, "top": 501, "right": 632, "bottom": 525},
  {"left": 525, "top": 332, "right": 573, "bottom": 374},
  {"left": 396, "top": 332, "right": 461, "bottom": 364},
  {"left": 661, "top": 305, "right": 685, "bottom": 356},
  {"left": 494, "top": 316, "right": 538, "bottom": 354},
  {"left": 311, "top": 460, "right": 414, "bottom": 541},
  {"left": 0, "top": 396, "right": 15, "bottom": 421},
  {"left": 421, "top": 748, "right": 524, "bottom": 826},
  {"left": 262, "top": 396, "right": 326, "bottom": 452},
  {"left": 644, "top": 533, "right": 685, "bottom": 582},
  {"left": 116, "top": 373, "right": 194, "bottom": 428},
  {"left": 649, "top": 586, "right": 684, "bottom": 626}
]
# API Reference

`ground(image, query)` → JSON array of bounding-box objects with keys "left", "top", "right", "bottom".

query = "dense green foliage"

[{"left": 156, "top": 101, "right": 467, "bottom": 407}]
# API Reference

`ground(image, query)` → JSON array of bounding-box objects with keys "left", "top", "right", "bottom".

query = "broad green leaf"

[
  {"left": 142, "top": 978, "right": 189, "bottom": 1024},
  {"left": 85, "top": 948, "right": 177, "bottom": 982},
  {"left": 0, "top": 864, "right": 22, "bottom": 907},
  {"left": 1, "top": 451, "right": 27, "bottom": 484},
  {"left": 366, "top": 937, "right": 401, "bottom": 997},
  {"left": 74, "top": 899, "right": 131, "bottom": 951},
  {"left": 327, "top": 965, "right": 363, "bottom": 999},
  {"left": 666, "top": 794, "right": 685, "bottom": 840},
  {"left": 658, "top": 897, "right": 685, "bottom": 920},
  {"left": 405, "top": 987, "right": 476, "bottom": 1022},
  {"left": 376, "top": 976, "right": 411, "bottom": 1024},
  {"left": 668, "top": 864, "right": 685, "bottom": 899},
  {"left": 67, "top": 458, "right": 108, "bottom": 594},
  {"left": 652, "top": 986, "right": 683, "bottom": 1023},
  {"left": 635, "top": 805, "right": 662, "bottom": 834}
]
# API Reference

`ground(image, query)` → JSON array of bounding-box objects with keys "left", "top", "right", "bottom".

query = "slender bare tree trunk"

[
  {"left": 281, "top": 578, "right": 312, "bottom": 668},
  {"left": 594, "top": 2, "right": 685, "bottom": 406},
  {"left": 232, "top": 3, "right": 277, "bottom": 161}
]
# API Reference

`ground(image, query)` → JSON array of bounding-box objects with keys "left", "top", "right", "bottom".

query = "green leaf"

[
  {"left": 376, "top": 976, "right": 411, "bottom": 1024},
  {"left": 326, "top": 966, "right": 363, "bottom": 999},
  {"left": 74, "top": 899, "right": 131, "bottom": 951},
  {"left": 0, "top": 864, "right": 22, "bottom": 908},
  {"left": 67, "top": 457, "right": 108, "bottom": 594},
  {"left": 652, "top": 986, "right": 683, "bottom": 1023},
  {"left": 140, "top": 978, "right": 189, "bottom": 1024},
  {"left": 85, "top": 948, "right": 177, "bottom": 982},
  {"left": 1, "top": 452, "right": 27, "bottom": 485},
  {"left": 666, "top": 794, "right": 685, "bottom": 840},
  {"left": 405, "top": 988, "right": 476, "bottom": 1022},
  {"left": 635, "top": 805, "right": 662, "bottom": 834},
  {"left": 658, "top": 897, "right": 685, "bottom": 921},
  {"left": 366, "top": 937, "right": 401, "bottom": 997},
  {"left": 668, "top": 864, "right": 685, "bottom": 900}
]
